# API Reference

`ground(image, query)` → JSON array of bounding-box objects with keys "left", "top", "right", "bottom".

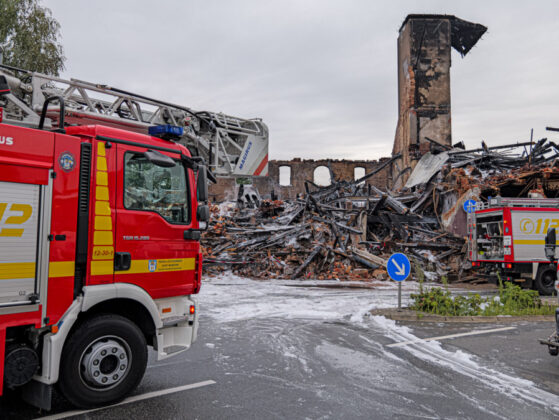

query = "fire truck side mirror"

[
  {"left": 545, "top": 228, "right": 556, "bottom": 261},
  {"left": 143, "top": 150, "right": 176, "bottom": 168},
  {"left": 197, "top": 205, "right": 210, "bottom": 223},
  {"left": 197, "top": 164, "right": 208, "bottom": 203}
]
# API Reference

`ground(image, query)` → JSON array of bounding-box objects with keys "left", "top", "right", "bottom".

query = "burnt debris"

[{"left": 202, "top": 136, "right": 559, "bottom": 284}]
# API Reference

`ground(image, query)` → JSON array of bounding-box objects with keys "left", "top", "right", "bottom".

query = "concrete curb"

[{"left": 370, "top": 308, "right": 555, "bottom": 323}]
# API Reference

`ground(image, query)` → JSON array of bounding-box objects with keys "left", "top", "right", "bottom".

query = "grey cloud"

[{"left": 45, "top": 0, "right": 559, "bottom": 160}]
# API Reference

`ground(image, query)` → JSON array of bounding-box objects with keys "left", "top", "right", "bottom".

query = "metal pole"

[{"left": 398, "top": 282, "right": 402, "bottom": 311}]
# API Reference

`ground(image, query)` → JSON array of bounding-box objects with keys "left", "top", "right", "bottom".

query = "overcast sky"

[{"left": 44, "top": 0, "right": 559, "bottom": 161}]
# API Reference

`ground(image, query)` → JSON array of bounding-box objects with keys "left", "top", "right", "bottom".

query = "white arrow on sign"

[{"left": 391, "top": 259, "right": 406, "bottom": 275}]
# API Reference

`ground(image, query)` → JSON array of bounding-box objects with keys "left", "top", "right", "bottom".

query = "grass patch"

[{"left": 410, "top": 281, "right": 556, "bottom": 317}]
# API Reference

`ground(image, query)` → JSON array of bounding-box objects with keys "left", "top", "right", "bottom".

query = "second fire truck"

[{"left": 468, "top": 196, "right": 559, "bottom": 295}]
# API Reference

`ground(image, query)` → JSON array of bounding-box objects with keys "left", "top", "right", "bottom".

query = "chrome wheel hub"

[{"left": 81, "top": 337, "right": 130, "bottom": 388}]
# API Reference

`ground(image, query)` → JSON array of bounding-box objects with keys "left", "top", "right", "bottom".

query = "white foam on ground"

[
  {"left": 200, "top": 273, "right": 559, "bottom": 414},
  {"left": 371, "top": 315, "right": 559, "bottom": 413},
  {"left": 201, "top": 273, "right": 410, "bottom": 324}
]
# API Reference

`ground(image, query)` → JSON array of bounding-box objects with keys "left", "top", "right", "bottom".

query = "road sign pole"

[
  {"left": 398, "top": 282, "right": 402, "bottom": 311},
  {"left": 387, "top": 253, "right": 410, "bottom": 311}
]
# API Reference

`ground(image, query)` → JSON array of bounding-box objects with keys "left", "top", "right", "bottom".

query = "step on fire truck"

[
  {"left": 468, "top": 196, "right": 559, "bottom": 296},
  {"left": 0, "top": 68, "right": 217, "bottom": 409}
]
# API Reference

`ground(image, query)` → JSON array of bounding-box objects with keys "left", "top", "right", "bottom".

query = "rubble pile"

[
  {"left": 202, "top": 138, "right": 559, "bottom": 282},
  {"left": 422, "top": 138, "right": 559, "bottom": 198},
  {"left": 202, "top": 155, "right": 454, "bottom": 281}
]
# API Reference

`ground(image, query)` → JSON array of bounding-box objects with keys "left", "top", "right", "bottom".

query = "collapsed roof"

[{"left": 400, "top": 14, "right": 487, "bottom": 56}]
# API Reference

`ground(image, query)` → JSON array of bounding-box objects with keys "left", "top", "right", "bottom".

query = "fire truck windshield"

[{"left": 123, "top": 153, "right": 190, "bottom": 224}]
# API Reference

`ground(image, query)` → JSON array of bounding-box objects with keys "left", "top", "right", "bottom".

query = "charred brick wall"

[
  {"left": 209, "top": 158, "right": 392, "bottom": 202},
  {"left": 391, "top": 15, "right": 486, "bottom": 189}
]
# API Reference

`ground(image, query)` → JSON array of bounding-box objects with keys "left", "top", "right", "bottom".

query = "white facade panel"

[
  {"left": 510, "top": 210, "right": 559, "bottom": 261},
  {"left": 0, "top": 181, "right": 40, "bottom": 305}
]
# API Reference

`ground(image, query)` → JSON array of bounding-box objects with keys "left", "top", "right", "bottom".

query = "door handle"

[
  {"left": 114, "top": 252, "right": 131, "bottom": 271},
  {"left": 184, "top": 230, "right": 201, "bottom": 240}
]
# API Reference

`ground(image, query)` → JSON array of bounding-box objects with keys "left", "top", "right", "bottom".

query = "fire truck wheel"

[
  {"left": 535, "top": 267, "right": 556, "bottom": 296},
  {"left": 58, "top": 314, "right": 147, "bottom": 408}
]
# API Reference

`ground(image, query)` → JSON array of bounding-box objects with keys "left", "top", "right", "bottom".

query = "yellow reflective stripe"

[
  {"left": 49, "top": 261, "right": 75, "bottom": 278},
  {"left": 96, "top": 186, "right": 109, "bottom": 201},
  {"left": 91, "top": 260, "right": 114, "bottom": 275},
  {"left": 92, "top": 246, "right": 114, "bottom": 260},
  {"left": 514, "top": 239, "right": 559, "bottom": 245},
  {"left": 97, "top": 142, "right": 106, "bottom": 157},
  {"left": 97, "top": 171, "right": 108, "bottom": 186},
  {"left": 97, "top": 156, "right": 107, "bottom": 171},
  {"left": 93, "top": 230, "right": 113, "bottom": 245},
  {"left": 95, "top": 201, "right": 111, "bottom": 216},
  {"left": 94, "top": 216, "right": 112, "bottom": 231},
  {"left": 0, "top": 258, "right": 194, "bottom": 279},
  {"left": 124, "top": 258, "right": 195, "bottom": 275},
  {"left": 0, "top": 262, "right": 35, "bottom": 279}
]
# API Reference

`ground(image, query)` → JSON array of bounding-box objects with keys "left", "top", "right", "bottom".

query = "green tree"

[{"left": 0, "top": 0, "right": 65, "bottom": 75}]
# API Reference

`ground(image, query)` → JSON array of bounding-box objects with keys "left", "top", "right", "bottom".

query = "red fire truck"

[
  {"left": 468, "top": 196, "right": 559, "bottom": 295},
  {"left": 0, "top": 99, "right": 208, "bottom": 408}
]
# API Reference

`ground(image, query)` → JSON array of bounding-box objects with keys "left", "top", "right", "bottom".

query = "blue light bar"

[{"left": 148, "top": 124, "right": 184, "bottom": 140}]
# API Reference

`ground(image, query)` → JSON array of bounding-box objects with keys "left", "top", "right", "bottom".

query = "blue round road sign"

[
  {"left": 387, "top": 253, "right": 411, "bottom": 282},
  {"left": 463, "top": 199, "right": 477, "bottom": 214}
]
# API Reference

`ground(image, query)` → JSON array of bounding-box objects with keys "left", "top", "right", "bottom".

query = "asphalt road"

[{"left": 2, "top": 276, "right": 559, "bottom": 419}]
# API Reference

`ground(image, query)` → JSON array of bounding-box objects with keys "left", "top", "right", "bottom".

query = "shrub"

[
  {"left": 410, "top": 282, "right": 556, "bottom": 317},
  {"left": 410, "top": 288, "right": 482, "bottom": 316}
]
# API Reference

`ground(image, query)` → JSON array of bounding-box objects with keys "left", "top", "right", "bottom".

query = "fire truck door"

[{"left": 114, "top": 143, "right": 197, "bottom": 298}]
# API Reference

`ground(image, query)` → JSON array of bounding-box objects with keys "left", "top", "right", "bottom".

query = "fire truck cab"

[
  {"left": 0, "top": 120, "right": 207, "bottom": 408},
  {"left": 468, "top": 196, "right": 559, "bottom": 295}
]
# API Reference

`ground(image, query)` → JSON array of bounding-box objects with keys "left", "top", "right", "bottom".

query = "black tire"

[
  {"left": 535, "top": 267, "right": 556, "bottom": 296},
  {"left": 549, "top": 346, "right": 559, "bottom": 356},
  {"left": 58, "top": 314, "right": 147, "bottom": 409}
]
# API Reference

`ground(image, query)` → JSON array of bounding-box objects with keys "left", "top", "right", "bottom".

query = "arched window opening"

[
  {"left": 354, "top": 167, "right": 365, "bottom": 181},
  {"left": 279, "top": 166, "right": 291, "bottom": 186},
  {"left": 313, "top": 166, "right": 331, "bottom": 187},
  {"left": 354, "top": 167, "right": 366, "bottom": 186}
]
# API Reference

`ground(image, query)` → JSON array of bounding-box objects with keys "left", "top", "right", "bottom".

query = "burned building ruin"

[
  {"left": 209, "top": 158, "right": 393, "bottom": 202},
  {"left": 391, "top": 14, "right": 487, "bottom": 189},
  {"left": 208, "top": 14, "right": 487, "bottom": 202}
]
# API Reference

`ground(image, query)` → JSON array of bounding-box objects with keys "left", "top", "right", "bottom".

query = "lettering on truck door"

[{"left": 0, "top": 182, "right": 40, "bottom": 305}]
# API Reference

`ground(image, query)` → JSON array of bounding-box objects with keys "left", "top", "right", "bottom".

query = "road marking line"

[
  {"left": 38, "top": 379, "right": 216, "bottom": 420},
  {"left": 386, "top": 326, "right": 516, "bottom": 348}
]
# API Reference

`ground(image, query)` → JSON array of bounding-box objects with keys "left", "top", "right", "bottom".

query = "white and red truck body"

[{"left": 468, "top": 196, "right": 559, "bottom": 295}]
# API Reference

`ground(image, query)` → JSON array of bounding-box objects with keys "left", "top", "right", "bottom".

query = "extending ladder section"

[{"left": 0, "top": 65, "right": 268, "bottom": 176}]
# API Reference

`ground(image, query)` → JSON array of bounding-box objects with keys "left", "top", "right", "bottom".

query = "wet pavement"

[{"left": 2, "top": 275, "right": 559, "bottom": 419}]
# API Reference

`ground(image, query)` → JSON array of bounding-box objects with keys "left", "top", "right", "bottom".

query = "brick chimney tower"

[{"left": 392, "top": 15, "right": 486, "bottom": 189}]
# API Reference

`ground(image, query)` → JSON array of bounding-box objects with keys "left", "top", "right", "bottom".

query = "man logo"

[
  {"left": 520, "top": 218, "right": 535, "bottom": 234},
  {"left": 148, "top": 260, "right": 157, "bottom": 272}
]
